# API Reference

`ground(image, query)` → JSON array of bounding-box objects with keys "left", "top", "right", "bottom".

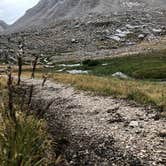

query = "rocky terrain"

[
  {"left": 23, "top": 78, "right": 166, "bottom": 166},
  {"left": 0, "top": 1, "right": 166, "bottom": 165},
  {"left": 7, "top": 0, "right": 166, "bottom": 32},
  {"left": 0, "top": 0, "right": 166, "bottom": 63}
]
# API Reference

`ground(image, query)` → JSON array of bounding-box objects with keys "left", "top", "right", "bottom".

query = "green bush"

[{"left": 82, "top": 59, "right": 101, "bottom": 67}]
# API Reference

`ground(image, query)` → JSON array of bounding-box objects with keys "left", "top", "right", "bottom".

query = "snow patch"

[
  {"left": 102, "top": 63, "right": 108, "bottom": 66},
  {"left": 59, "top": 63, "right": 81, "bottom": 67},
  {"left": 152, "top": 28, "right": 162, "bottom": 33},
  {"left": 67, "top": 70, "right": 88, "bottom": 74},
  {"left": 107, "top": 35, "right": 121, "bottom": 41}
]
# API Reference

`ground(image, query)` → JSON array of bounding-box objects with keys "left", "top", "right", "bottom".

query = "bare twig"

[
  {"left": 42, "top": 73, "right": 48, "bottom": 87},
  {"left": 17, "top": 55, "right": 22, "bottom": 85},
  {"left": 28, "top": 84, "right": 34, "bottom": 106},
  {"left": 7, "top": 65, "right": 16, "bottom": 123},
  {"left": 20, "top": 89, "right": 27, "bottom": 112},
  {"left": 17, "top": 40, "right": 24, "bottom": 85},
  {"left": 31, "top": 56, "right": 38, "bottom": 79}
]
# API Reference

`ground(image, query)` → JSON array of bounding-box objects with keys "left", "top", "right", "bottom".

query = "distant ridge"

[
  {"left": 0, "top": 20, "right": 8, "bottom": 33},
  {"left": 8, "top": 0, "right": 166, "bottom": 32}
]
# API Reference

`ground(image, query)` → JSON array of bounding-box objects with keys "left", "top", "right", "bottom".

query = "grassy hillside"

[
  {"left": 1, "top": 50, "right": 166, "bottom": 81},
  {"left": 54, "top": 50, "right": 166, "bottom": 80}
]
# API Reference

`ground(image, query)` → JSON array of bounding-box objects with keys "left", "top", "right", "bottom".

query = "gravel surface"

[{"left": 23, "top": 78, "right": 166, "bottom": 166}]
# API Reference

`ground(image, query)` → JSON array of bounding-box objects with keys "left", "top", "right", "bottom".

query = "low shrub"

[{"left": 82, "top": 59, "right": 101, "bottom": 67}]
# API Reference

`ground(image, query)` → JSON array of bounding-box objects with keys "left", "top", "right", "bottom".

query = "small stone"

[
  {"left": 129, "top": 121, "right": 139, "bottom": 128},
  {"left": 135, "top": 129, "right": 142, "bottom": 134},
  {"left": 108, "top": 113, "right": 124, "bottom": 123},
  {"left": 107, "top": 107, "right": 119, "bottom": 113},
  {"left": 124, "top": 121, "right": 129, "bottom": 127},
  {"left": 112, "top": 72, "right": 129, "bottom": 79},
  {"left": 138, "top": 34, "right": 145, "bottom": 39},
  {"left": 158, "top": 130, "right": 166, "bottom": 138},
  {"left": 71, "top": 38, "right": 78, "bottom": 43}
]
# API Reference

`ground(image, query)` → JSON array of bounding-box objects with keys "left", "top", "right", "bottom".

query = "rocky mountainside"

[
  {"left": 1, "top": 0, "right": 166, "bottom": 63},
  {"left": 9, "top": 0, "right": 166, "bottom": 31},
  {"left": 0, "top": 20, "right": 8, "bottom": 33}
]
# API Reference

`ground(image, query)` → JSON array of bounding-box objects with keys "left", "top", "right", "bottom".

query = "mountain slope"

[
  {"left": 2, "top": 0, "right": 166, "bottom": 57},
  {"left": 9, "top": 0, "right": 166, "bottom": 32},
  {"left": 0, "top": 20, "right": 8, "bottom": 33}
]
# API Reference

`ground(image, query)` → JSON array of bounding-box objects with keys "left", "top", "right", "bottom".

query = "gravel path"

[{"left": 23, "top": 78, "right": 166, "bottom": 166}]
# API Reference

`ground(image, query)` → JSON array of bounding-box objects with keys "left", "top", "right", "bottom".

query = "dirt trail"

[{"left": 23, "top": 78, "right": 166, "bottom": 166}]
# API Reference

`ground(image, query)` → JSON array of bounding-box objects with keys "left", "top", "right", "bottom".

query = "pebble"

[{"left": 129, "top": 121, "right": 140, "bottom": 128}]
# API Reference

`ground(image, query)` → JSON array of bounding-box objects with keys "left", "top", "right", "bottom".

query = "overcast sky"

[{"left": 0, "top": 0, "right": 39, "bottom": 24}]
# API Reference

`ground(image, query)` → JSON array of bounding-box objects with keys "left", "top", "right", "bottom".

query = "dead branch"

[
  {"left": 28, "top": 84, "right": 34, "bottom": 106},
  {"left": 7, "top": 65, "right": 16, "bottom": 123},
  {"left": 31, "top": 56, "right": 38, "bottom": 79},
  {"left": 42, "top": 73, "right": 48, "bottom": 87}
]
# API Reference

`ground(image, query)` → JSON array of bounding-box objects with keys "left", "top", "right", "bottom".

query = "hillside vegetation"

[{"left": 55, "top": 50, "right": 166, "bottom": 80}]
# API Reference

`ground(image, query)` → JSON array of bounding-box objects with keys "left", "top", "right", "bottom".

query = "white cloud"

[{"left": 0, "top": 0, "right": 39, "bottom": 24}]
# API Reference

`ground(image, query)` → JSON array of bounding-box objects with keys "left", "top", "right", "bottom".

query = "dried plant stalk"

[
  {"left": 17, "top": 39, "right": 25, "bottom": 85},
  {"left": 17, "top": 55, "right": 22, "bottom": 85},
  {"left": 28, "top": 84, "right": 34, "bottom": 106},
  {"left": 42, "top": 73, "right": 48, "bottom": 87},
  {"left": 31, "top": 56, "right": 38, "bottom": 79},
  {"left": 7, "top": 66, "right": 16, "bottom": 123}
]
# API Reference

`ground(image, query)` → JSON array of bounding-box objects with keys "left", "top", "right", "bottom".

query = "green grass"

[
  {"left": 10, "top": 50, "right": 166, "bottom": 81},
  {"left": 55, "top": 50, "right": 166, "bottom": 80},
  {"left": 0, "top": 110, "right": 51, "bottom": 166},
  {"left": 0, "top": 78, "right": 58, "bottom": 166}
]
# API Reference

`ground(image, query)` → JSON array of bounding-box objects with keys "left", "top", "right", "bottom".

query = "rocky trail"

[{"left": 23, "top": 78, "right": 166, "bottom": 166}]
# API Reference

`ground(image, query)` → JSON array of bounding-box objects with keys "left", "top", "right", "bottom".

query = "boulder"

[{"left": 112, "top": 72, "right": 129, "bottom": 79}]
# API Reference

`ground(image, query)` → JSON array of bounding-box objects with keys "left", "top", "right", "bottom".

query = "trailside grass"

[
  {"left": 0, "top": 78, "right": 57, "bottom": 166},
  {"left": 52, "top": 73, "right": 166, "bottom": 115}
]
